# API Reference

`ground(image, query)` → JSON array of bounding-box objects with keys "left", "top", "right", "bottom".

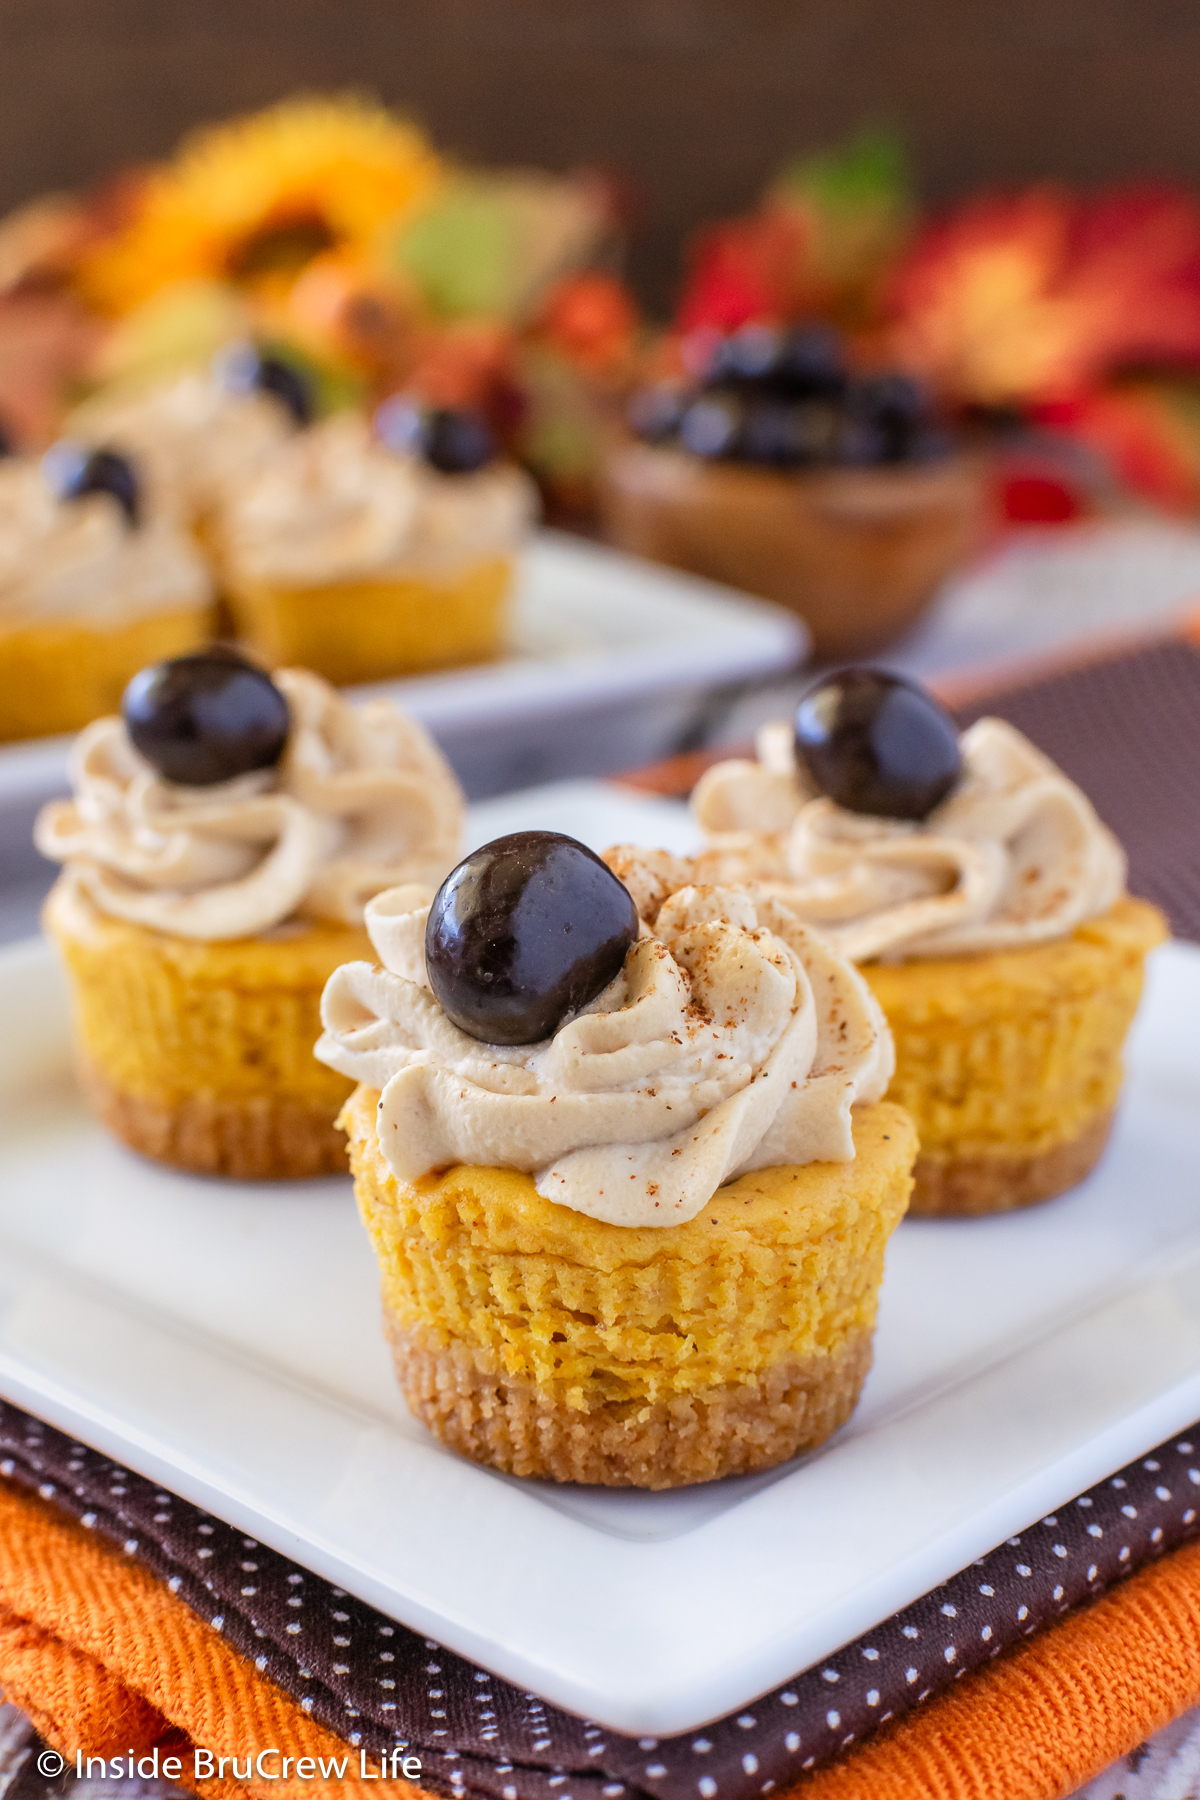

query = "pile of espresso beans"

[{"left": 628, "top": 324, "right": 952, "bottom": 470}]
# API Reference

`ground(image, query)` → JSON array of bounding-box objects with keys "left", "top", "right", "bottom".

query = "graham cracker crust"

[
  {"left": 385, "top": 1315, "right": 873, "bottom": 1489},
  {"left": 908, "top": 1107, "right": 1115, "bottom": 1218},
  {"left": 79, "top": 1057, "right": 351, "bottom": 1181}
]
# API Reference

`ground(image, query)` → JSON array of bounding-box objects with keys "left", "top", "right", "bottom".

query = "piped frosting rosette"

[
  {"left": 0, "top": 458, "right": 212, "bottom": 626},
  {"left": 219, "top": 414, "right": 420, "bottom": 586},
  {"left": 66, "top": 369, "right": 295, "bottom": 521},
  {"left": 34, "top": 668, "right": 464, "bottom": 940},
  {"left": 316, "top": 879, "right": 893, "bottom": 1227},
  {"left": 689, "top": 716, "right": 1126, "bottom": 961},
  {"left": 218, "top": 413, "right": 536, "bottom": 587}
]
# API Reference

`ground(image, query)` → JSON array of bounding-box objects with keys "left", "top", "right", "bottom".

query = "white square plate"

[
  {"left": 1, "top": 782, "right": 1198, "bottom": 1737},
  {"left": 0, "top": 530, "right": 806, "bottom": 811}
]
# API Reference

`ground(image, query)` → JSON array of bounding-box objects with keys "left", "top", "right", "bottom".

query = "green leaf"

[{"left": 772, "top": 127, "right": 911, "bottom": 218}]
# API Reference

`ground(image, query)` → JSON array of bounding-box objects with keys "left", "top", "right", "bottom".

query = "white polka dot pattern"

[{"left": 2, "top": 1399, "right": 1198, "bottom": 1800}]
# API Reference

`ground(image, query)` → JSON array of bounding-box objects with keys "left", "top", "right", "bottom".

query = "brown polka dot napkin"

[
  {"left": 3, "top": 1399, "right": 1199, "bottom": 1800},
  {"left": 953, "top": 635, "right": 1200, "bottom": 941}
]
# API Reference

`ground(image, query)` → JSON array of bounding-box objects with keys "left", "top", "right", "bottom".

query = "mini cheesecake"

[
  {"left": 214, "top": 409, "right": 536, "bottom": 685},
  {"left": 0, "top": 445, "right": 214, "bottom": 742},
  {"left": 317, "top": 837, "right": 916, "bottom": 1486},
  {"left": 677, "top": 667, "right": 1167, "bottom": 1215},
  {"left": 36, "top": 648, "right": 464, "bottom": 1178}
]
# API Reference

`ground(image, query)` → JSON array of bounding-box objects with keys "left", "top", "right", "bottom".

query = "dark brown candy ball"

[
  {"left": 794, "top": 668, "right": 962, "bottom": 821},
  {"left": 425, "top": 831, "right": 639, "bottom": 1045},
  {"left": 122, "top": 648, "right": 290, "bottom": 788}
]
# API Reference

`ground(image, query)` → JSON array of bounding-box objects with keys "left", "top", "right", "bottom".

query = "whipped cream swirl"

[
  {"left": 67, "top": 369, "right": 295, "bottom": 521},
  {"left": 690, "top": 717, "right": 1126, "bottom": 962},
  {"left": 0, "top": 459, "right": 212, "bottom": 625},
  {"left": 35, "top": 670, "right": 464, "bottom": 940},
  {"left": 218, "top": 413, "right": 537, "bottom": 587},
  {"left": 316, "top": 880, "right": 892, "bottom": 1227}
]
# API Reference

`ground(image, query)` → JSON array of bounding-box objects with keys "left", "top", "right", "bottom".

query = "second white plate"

[{"left": 0, "top": 785, "right": 1197, "bottom": 1737}]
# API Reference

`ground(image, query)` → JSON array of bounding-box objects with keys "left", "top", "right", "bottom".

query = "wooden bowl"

[{"left": 599, "top": 442, "right": 991, "bottom": 659}]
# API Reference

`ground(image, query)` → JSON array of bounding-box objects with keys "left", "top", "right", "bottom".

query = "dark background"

[{"left": 5, "top": 0, "right": 1200, "bottom": 313}]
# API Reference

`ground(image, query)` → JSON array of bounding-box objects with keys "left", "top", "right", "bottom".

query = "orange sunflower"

[{"left": 76, "top": 95, "right": 444, "bottom": 315}]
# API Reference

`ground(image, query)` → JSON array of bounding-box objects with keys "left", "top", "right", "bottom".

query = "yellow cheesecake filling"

[
  {"left": 863, "top": 895, "right": 1166, "bottom": 1164},
  {"left": 0, "top": 604, "right": 214, "bottom": 742},
  {"left": 344, "top": 1084, "right": 916, "bottom": 1412},
  {"left": 45, "top": 880, "right": 367, "bottom": 1113},
  {"left": 225, "top": 555, "right": 513, "bottom": 685}
]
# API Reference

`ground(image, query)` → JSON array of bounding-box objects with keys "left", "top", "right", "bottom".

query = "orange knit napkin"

[{"left": 0, "top": 1479, "right": 417, "bottom": 1800}]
